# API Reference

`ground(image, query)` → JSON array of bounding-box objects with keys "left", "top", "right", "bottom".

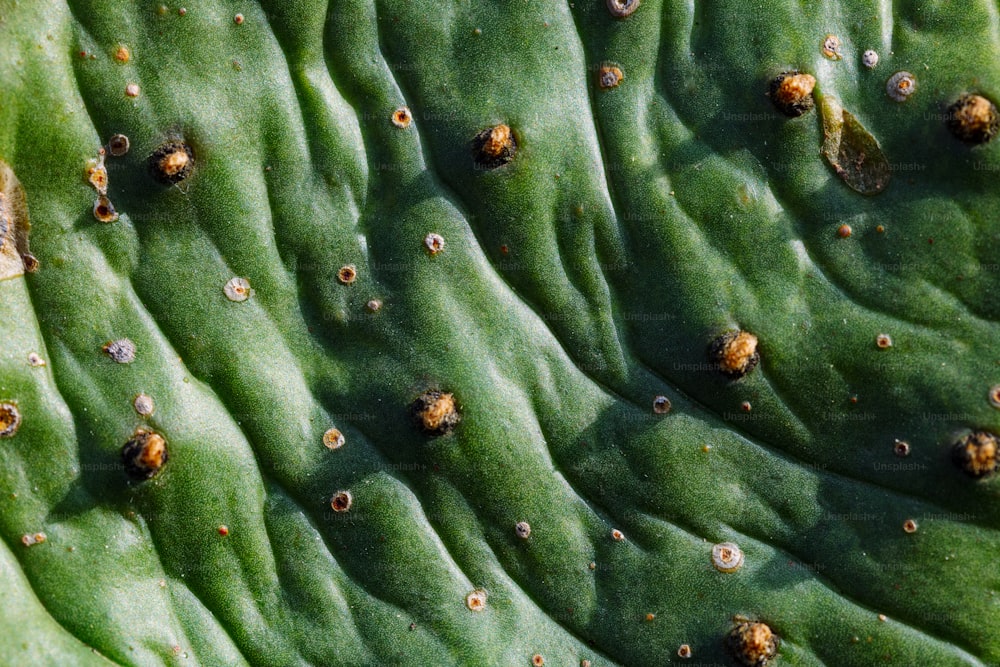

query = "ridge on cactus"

[{"left": 0, "top": 1, "right": 998, "bottom": 666}]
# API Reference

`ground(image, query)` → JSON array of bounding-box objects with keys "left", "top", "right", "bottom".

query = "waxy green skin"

[{"left": 0, "top": 1, "right": 998, "bottom": 665}]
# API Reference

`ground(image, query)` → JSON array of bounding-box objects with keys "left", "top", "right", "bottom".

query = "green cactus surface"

[{"left": 1, "top": 1, "right": 999, "bottom": 665}]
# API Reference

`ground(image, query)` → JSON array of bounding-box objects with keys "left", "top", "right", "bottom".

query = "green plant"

[{"left": 1, "top": 1, "right": 998, "bottom": 665}]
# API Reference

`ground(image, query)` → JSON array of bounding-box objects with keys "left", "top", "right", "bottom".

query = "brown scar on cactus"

[
  {"left": 410, "top": 390, "right": 459, "bottom": 436},
  {"left": 951, "top": 430, "right": 998, "bottom": 478},
  {"left": 93, "top": 196, "right": 119, "bottom": 223},
  {"left": 337, "top": 265, "right": 358, "bottom": 285},
  {"left": 108, "top": 134, "right": 130, "bottom": 156},
  {"left": 465, "top": 589, "right": 487, "bottom": 611},
  {"left": 708, "top": 329, "right": 760, "bottom": 379},
  {"left": 652, "top": 395, "right": 671, "bottom": 414},
  {"left": 330, "top": 490, "right": 352, "bottom": 513},
  {"left": 122, "top": 428, "right": 168, "bottom": 480},
  {"left": 606, "top": 0, "right": 640, "bottom": 18},
  {"left": 323, "top": 427, "right": 345, "bottom": 450},
  {"left": 224, "top": 277, "right": 254, "bottom": 302},
  {"left": 103, "top": 338, "right": 136, "bottom": 363},
  {"left": 820, "top": 34, "right": 842, "bottom": 60},
  {"left": 0, "top": 402, "right": 21, "bottom": 438},
  {"left": 820, "top": 96, "right": 890, "bottom": 195},
  {"left": 133, "top": 393, "right": 154, "bottom": 417},
  {"left": 391, "top": 106, "right": 412, "bottom": 129},
  {"left": 598, "top": 65, "right": 624, "bottom": 89},
  {"left": 21, "top": 532, "right": 46, "bottom": 547},
  {"left": 0, "top": 160, "right": 36, "bottom": 280},
  {"left": 86, "top": 148, "right": 109, "bottom": 194},
  {"left": 726, "top": 619, "right": 779, "bottom": 667},
  {"left": 711, "top": 542, "right": 745, "bottom": 573},
  {"left": 886, "top": 71, "right": 916, "bottom": 102},
  {"left": 472, "top": 124, "right": 516, "bottom": 169}
]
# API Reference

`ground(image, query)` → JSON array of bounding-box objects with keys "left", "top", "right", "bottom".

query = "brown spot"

[
  {"left": 330, "top": 490, "right": 352, "bottom": 513},
  {"left": 712, "top": 542, "right": 745, "bottom": 572},
  {"left": 768, "top": 71, "right": 816, "bottom": 117},
  {"left": 837, "top": 223, "right": 852, "bottom": 238},
  {"left": 611, "top": 528, "right": 625, "bottom": 541},
  {"left": 875, "top": 334, "right": 892, "bottom": 349},
  {"left": 709, "top": 330, "right": 760, "bottom": 379},
  {"left": 465, "top": 589, "right": 487, "bottom": 611},
  {"left": 93, "top": 196, "right": 119, "bottom": 223},
  {"left": 531, "top": 655, "right": 544, "bottom": 667},
  {"left": 644, "top": 613, "right": 655, "bottom": 622},
  {"left": 410, "top": 390, "right": 459, "bottom": 437},
  {"left": 21, "top": 532, "right": 46, "bottom": 547},
  {"left": 946, "top": 94, "right": 1000, "bottom": 145},
  {"left": 224, "top": 277, "right": 253, "bottom": 302},
  {"left": 886, "top": 71, "right": 916, "bottom": 102},
  {"left": 952, "top": 430, "right": 998, "bottom": 478},
  {"left": 424, "top": 232, "right": 445, "bottom": 255},
  {"left": 472, "top": 124, "right": 516, "bottom": 169},
  {"left": 149, "top": 141, "right": 194, "bottom": 185},
  {"left": 20, "top": 253, "right": 38, "bottom": 273},
  {"left": 391, "top": 106, "right": 412, "bottom": 129},
  {"left": 103, "top": 338, "right": 136, "bottom": 363},
  {"left": 218, "top": 525, "right": 229, "bottom": 536},
  {"left": 821, "top": 34, "right": 842, "bottom": 60},
  {"left": 234, "top": 13, "right": 244, "bottom": 24},
  {"left": 133, "top": 393, "right": 155, "bottom": 417},
  {"left": 0, "top": 403, "right": 21, "bottom": 438},
  {"left": 989, "top": 384, "right": 1000, "bottom": 409},
  {"left": 893, "top": 439, "right": 910, "bottom": 457},
  {"left": 337, "top": 265, "right": 357, "bottom": 285},
  {"left": 108, "top": 134, "right": 130, "bottom": 156},
  {"left": 606, "top": 0, "right": 640, "bottom": 17},
  {"left": 726, "top": 621, "right": 778, "bottom": 667},
  {"left": 323, "top": 427, "right": 345, "bottom": 450},
  {"left": 122, "top": 428, "right": 168, "bottom": 480},
  {"left": 740, "top": 401, "right": 752, "bottom": 413},
  {"left": 125, "top": 83, "right": 140, "bottom": 98},
  {"left": 652, "top": 395, "right": 671, "bottom": 414},
  {"left": 598, "top": 65, "right": 623, "bottom": 89},
  {"left": 902, "top": 519, "right": 918, "bottom": 533},
  {"left": 114, "top": 45, "right": 130, "bottom": 64},
  {"left": 677, "top": 644, "right": 692, "bottom": 659},
  {"left": 86, "top": 154, "right": 109, "bottom": 195}
]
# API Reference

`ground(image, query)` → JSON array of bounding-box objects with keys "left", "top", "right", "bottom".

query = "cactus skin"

[{"left": 1, "top": 1, "right": 999, "bottom": 665}]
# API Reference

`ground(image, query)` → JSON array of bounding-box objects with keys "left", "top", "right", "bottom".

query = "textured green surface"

[{"left": 1, "top": 0, "right": 999, "bottom": 665}]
